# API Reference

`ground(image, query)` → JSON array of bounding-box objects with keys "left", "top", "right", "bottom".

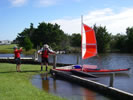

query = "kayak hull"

[{"left": 55, "top": 66, "right": 131, "bottom": 74}]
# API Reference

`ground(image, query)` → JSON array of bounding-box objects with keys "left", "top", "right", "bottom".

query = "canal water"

[
  {"left": 31, "top": 53, "right": 133, "bottom": 100},
  {"left": 32, "top": 73, "right": 112, "bottom": 100},
  {"left": 0, "top": 53, "right": 33, "bottom": 57}
]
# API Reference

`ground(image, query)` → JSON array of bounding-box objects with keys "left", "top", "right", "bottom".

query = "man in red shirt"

[
  {"left": 14, "top": 46, "right": 22, "bottom": 72},
  {"left": 38, "top": 44, "right": 56, "bottom": 71}
]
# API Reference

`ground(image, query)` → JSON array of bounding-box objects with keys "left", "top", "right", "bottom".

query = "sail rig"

[
  {"left": 81, "top": 23, "right": 97, "bottom": 59},
  {"left": 55, "top": 17, "right": 131, "bottom": 75}
]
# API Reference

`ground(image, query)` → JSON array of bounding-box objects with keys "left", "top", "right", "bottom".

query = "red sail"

[{"left": 82, "top": 24, "right": 97, "bottom": 59}]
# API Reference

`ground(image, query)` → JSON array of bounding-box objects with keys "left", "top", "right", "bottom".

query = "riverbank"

[
  {"left": 0, "top": 44, "right": 36, "bottom": 54},
  {"left": 0, "top": 44, "right": 82, "bottom": 54},
  {"left": 0, "top": 63, "right": 65, "bottom": 100}
]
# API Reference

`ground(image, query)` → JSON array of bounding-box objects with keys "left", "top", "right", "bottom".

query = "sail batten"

[{"left": 82, "top": 23, "right": 97, "bottom": 59}]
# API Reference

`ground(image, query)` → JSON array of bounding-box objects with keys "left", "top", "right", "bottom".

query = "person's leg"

[
  {"left": 41, "top": 57, "right": 44, "bottom": 71},
  {"left": 16, "top": 58, "right": 21, "bottom": 72},
  {"left": 41, "top": 63, "right": 43, "bottom": 71},
  {"left": 15, "top": 58, "right": 17, "bottom": 72},
  {"left": 16, "top": 58, "right": 19, "bottom": 72},
  {"left": 45, "top": 58, "right": 49, "bottom": 71},
  {"left": 18, "top": 58, "right": 21, "bottom": 72},
  {"left": 45, "top": 63, "right": 48, "bottom": 71},
  {"left": 16, "top": 64, "right": 18, "bottom": 72},
  {"left": 18, "top": 64, "right": 21, "bottom": 72}
]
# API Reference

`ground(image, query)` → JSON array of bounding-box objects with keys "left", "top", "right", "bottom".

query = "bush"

[{"left": 24, "top": 37, "right": 33, "bottom": 51}]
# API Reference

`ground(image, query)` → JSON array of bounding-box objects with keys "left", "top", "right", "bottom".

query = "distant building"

[{"left": 0, "top": 40, "right": 11, "bottom": 45}]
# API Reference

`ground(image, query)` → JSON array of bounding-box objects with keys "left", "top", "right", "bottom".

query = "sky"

[{"left": 0, "top": 0, "right": 133, "bottom": 41}]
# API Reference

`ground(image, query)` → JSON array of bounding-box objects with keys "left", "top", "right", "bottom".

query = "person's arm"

[
  {"left": 18, "top": 47, "right": 23, "bottom": 52},
  {"left": 38, "top": 48, "right": 43, "bottom": 54},
  {"left": 48, "top": 48, "right": 56, "bottom": 54}
]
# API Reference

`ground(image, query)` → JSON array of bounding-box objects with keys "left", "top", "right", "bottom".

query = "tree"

[
  {"left": 15, "top": 23, "right": 35, "bottom": 50},
  {"left": 24, "top": 37, "right": 33, "bottom": 51},
  {"left": 59, "top": 34, "right": 71, "bottom": 51},
  {"left": 93, "top": 25, "right": 111, "bottom": 53},
  {"left": 71, "top": 33, "right": 81, "bottom": 47},
  {"left": 16, "top": 28, "right": 30, "bottom": 47},
  {"left": 126, "top": 27, "right": 133, "bottom": 53},
  {"left": 112, "top": 34, "right": 127, "bottom": 52},
  {"left": 30, "top": 22, "right": 66, "bottom": 50}
]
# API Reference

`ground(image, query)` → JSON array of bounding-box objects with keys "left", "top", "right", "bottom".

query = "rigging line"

[
  {"left": 82, "top": 43, "right": 97, "bottom": 46},
  {"left": 82, "top": 29, "right": 93, "bottom": 34},
  {"left": 85, "top": 29, "right": 94, "bottom": 33},
  {"left": 86, "top": 43, "right": 96, "bottom": 45}
]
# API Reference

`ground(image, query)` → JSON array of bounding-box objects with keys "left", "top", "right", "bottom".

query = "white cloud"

[
  {"left": 51, "top": 8, "right": 133, "bottom": 35},
  {"left": 9, "top": 0, "right": 27, "bottom": 7}
]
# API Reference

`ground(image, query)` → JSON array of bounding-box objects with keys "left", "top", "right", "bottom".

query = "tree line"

[{"left": 14, "top": 22, "right": 133, "bottom": 53}]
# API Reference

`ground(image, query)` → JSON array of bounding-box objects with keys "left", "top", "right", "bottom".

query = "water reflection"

[
  {"left": 32, "top": 73, "right": 111, "bottom": 100},
  {"left": 40, "top": 73, "right": 49, "bottom": 92}
]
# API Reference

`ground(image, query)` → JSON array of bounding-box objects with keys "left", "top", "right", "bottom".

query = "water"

[
  {"left": 0, "top": 53, "right": 33, "bottom": 57},
  {"left": 48, "top": 53, "right": 133, "bottom": 69},
  {"left": 32, "top": 53, "right": 133, "bottom": 100},
  {"left": 32, "top": 73, "right": 112, "bottom": 100}
]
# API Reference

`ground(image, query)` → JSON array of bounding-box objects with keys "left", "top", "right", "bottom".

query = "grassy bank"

[
  {"left": 0, "top": 44, "right": 15, "bottom": 54},
  {"left": 0, "top": 63, "right": 65, "bottom": 100},
  {"left": 0, "top": 44, "right": 36, "bottom": 54},
  {"left": 0, "top": 44, "right": 82, "bottom": 54}
]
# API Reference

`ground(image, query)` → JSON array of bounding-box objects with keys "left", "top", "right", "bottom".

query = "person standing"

[
  {"left": 38, "top": 44, "right": 56, "bottom": 71},
  {"left": 14, "top": 46, "right": 22, "bottom": 72}
]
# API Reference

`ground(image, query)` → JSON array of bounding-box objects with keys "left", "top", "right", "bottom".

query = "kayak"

[{"left": 55, "top": 65, "right": 131, "bottom": 74}]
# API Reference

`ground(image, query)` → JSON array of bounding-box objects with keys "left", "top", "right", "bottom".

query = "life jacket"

[
  {"left": 14, "top": 49, "right": 22, "bottom": 58},
  {"left": 42, "top": 49, "right": 49, "bottom": 58}
]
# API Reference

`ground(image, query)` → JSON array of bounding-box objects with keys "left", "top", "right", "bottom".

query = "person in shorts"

[
  {"left": 38, "top": 44, "right": 56, "bottom": 71},
  {"left": 14, "top": 46, "right": 22, "bottom": 72}
]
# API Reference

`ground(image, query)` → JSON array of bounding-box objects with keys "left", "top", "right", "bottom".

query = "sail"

[{"left": 82, "top": 23, "right": 97, "bottom": 59}]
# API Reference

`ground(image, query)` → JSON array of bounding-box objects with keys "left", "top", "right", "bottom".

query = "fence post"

[
  {"left": 34, "top": 51, "right": 38, "bottom": 61},
  {"left": 34, "top": 51, "right": 36, "bottom": 61},
  {"left": 53, "top": 55, "right": 57, "bottom": 69},
  {"left": 109, "top": 73, "right": 115, "bottom": 87},
  {"left": 77, "top": 54, "right": 80, "bottom": 64},
  {"left": 34, "top": 45, "right": 40, "bottom": 61}
]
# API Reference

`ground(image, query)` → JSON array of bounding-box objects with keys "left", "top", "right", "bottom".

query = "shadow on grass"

[{"left": 0, "top": 70, "right": 42, "bottom": 73}]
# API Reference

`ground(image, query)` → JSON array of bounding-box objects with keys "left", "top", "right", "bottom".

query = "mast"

[
  {"left": 81, "top": 15, "right": 83, "bottom": 59},
  {"left": 81, "top": 15, "right": 83, "bottom": 37}
]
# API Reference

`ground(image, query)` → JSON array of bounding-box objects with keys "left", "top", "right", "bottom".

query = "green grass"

[{"left": 0, "top": 63, "right": 65, "bottom": 100}]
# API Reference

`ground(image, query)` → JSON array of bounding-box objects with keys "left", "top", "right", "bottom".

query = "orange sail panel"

[{"left": 82, "top": 24, "right": 97, "bottom": 59}]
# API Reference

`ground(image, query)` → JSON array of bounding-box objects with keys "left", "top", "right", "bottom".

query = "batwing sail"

[{"left": 82, "top": 24, "right": 97, "bottom": 59}]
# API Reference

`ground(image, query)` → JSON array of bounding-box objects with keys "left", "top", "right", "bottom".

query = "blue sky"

[{"left": 1, "top": 0, "right": 133, "bottom": 41}]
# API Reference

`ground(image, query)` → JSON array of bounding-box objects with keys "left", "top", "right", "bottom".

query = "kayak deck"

[{"left": 55, "top": 65, "right": 131, "bottom": 74}]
